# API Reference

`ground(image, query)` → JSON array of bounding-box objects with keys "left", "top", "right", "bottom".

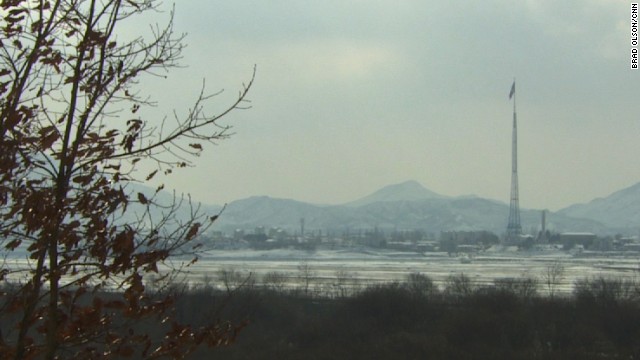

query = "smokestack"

[{"left": 541, "top": 210, "right": 546, "bottom": 233}]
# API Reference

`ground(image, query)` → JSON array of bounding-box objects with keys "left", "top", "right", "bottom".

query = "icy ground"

[
  {"left": 181, "top": 247, "right": 640, "bottom": 295},
  {"left": 4, "top": 247, "right": 639, "bottom": 295}
]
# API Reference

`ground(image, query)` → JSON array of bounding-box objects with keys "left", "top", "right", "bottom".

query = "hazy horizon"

[{"left": 130, "top": 1, "right": 638, "bottom": 212}]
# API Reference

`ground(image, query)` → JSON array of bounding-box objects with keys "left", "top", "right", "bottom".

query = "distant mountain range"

[
  {"left": 211, "top": 181, "right": 637, "bottom": 236},
  {"left": 128, "top": 180, "right": 640, "bottom": 236}
]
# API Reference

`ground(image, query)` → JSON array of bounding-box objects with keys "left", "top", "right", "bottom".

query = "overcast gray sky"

[{"left": 136, "top": 1, "right": 638, "bottom": 211}]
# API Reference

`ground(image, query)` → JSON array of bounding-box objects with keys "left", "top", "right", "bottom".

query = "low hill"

[
  {"left": 344, "top": 180, "right": 447, "bottom": 207},
  {"left": 559, "top": 182, "right": 640, "bottom": 230}
]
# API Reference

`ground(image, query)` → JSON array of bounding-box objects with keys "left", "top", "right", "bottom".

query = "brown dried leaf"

[
  {"left": 185, "top": 223, "right": 200, "bottom": 241},
  {"left": 145, "top": 169, "right": 158, "bottom": 181},
  {"left": 40, "top": 131, "right": 59, "bottom": 149},
  {"left": 5, "top": 239, "right": 21, "bottom": 250},
  {"left": 137, "top": 192, "right": 148, "bottom": 205}
]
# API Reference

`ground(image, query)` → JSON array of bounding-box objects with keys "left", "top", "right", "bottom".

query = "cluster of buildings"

[{"left": 201, "top": 224, "right": 640, "bottom": 255}]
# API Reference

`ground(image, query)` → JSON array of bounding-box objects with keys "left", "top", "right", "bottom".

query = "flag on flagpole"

[{"left": 509, "top": 81, "right": 516, "bottom": 100}]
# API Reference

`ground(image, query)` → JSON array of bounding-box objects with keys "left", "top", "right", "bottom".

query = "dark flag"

[{"left": 509, "top": 81, "right": 516, "bottom": 100}]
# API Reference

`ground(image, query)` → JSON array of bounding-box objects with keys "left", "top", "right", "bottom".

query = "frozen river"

[
  {"left": 4, "top": 248, "right": 640, "bottom": 296},
  {"left": 181, "top": 248, "right": 640, "bottom": 295}
]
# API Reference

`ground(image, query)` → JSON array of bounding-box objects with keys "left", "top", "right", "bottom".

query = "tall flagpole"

[{"left": 507, "top": 79, "right": 522, "bottom": 241}]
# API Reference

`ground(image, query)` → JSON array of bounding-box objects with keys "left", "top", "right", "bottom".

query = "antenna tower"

[{"left": 507, "top": 80, "right": 522, "bottom": 241}]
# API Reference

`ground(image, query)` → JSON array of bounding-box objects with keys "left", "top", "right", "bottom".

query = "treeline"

[
  {"left": 3, "top": 274, "right": 640, "bottom": 359},
  {"left": 177, "top": 273, "right": 640, "bottom": 360}
]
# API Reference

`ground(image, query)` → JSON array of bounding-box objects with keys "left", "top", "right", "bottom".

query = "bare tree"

[
  {"left": 444, "top": 273, "right": 475, "bottom": 298},
  {"left": 263, "top": 271, "right": 288, "bottom": 293},
  {"left": 544, "top": 261, "right": 565, "bottom": 298},
  {"left": 297, "top": 262, "right": 315, "bottom": 296},
  {"left": 332, "top": 268, "right": 354, "bottom": 298},
  {"left": 406, "top": 272, "right": 437, "bottom": 299},
  {"left": 217, "top": 267, "right": 254, "bottom": 294},
  {"left": 0, "top": 1, "right": 253, "bottom": 358}
]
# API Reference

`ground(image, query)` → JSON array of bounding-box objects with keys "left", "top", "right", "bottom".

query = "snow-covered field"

[
  {"left": 180, "top": 248, "right": 640, "bottom": 295},
  {"left": 5, "top": 248, "right": 639, "bottom": 295}
]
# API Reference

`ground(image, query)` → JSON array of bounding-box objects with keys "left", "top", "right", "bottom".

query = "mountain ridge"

[
  {"left": 212, "top": 195, "right": 611, "bottom": 235},
  {"left": 206, "top": 180, "right": 617, "bottom": 235},
  {"left": 558, "top": 182, "right": 640, "bottom": 230},
  {"left": 344, "top": 180, "right": 447, "bottom": 207},
  {"left": 127, "top": 180, "right": 640, "bottom": 236}
]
